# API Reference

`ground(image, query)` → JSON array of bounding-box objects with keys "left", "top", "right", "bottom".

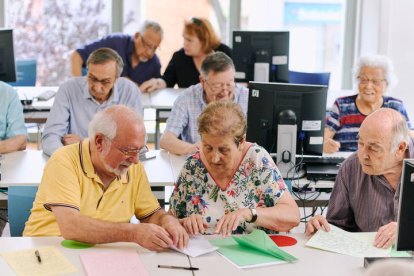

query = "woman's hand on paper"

[{"left": 180, "top": 214, "right": 208, "bottom": 235}]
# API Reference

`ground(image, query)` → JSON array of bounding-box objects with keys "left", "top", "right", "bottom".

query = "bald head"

[
  {"left": 360, "top": 108, "right": 409, "bottom": 151},
  {"left": 88, "top": 105, "right": 145, "bottom": 140},
  {"left": 358, "top": 108, "right": 409, "bottom": 177}
]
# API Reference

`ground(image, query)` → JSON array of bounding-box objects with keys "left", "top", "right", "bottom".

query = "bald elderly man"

[{"left": 306, "top": 108, "right": 414, "bottom": 249}]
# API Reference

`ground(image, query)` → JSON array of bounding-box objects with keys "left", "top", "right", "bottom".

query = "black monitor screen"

[
  {"left": 396, "top": 159, "right": 414, "bottom": 251},
  {"left": 233, "top": 31, "right": 289, "bottom": 83},
  {"left": 0, "top": 29, "right": 16, "bottom": 82},
  {"left": 246, "top": 82, "right": 327, "bottom": 156}
]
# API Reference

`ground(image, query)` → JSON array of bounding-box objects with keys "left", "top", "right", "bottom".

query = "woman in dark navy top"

[{"left": 141, "top": 17, "right": 232, "bottom": 92}]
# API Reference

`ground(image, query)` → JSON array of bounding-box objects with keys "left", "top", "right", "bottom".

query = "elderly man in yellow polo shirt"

[{"left": 24, "top": 105, "right": 188, "bottom": 251}]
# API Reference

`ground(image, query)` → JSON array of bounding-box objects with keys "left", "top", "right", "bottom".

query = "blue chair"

[
  {"left": 7, "top": 186, "right": 38, "bottom": 236},
  {"left": 288, "top": 70, "right": 331, "bottom": 86},
  {"left": 8, "top": 59, "right": 37, "bottom": 86}
]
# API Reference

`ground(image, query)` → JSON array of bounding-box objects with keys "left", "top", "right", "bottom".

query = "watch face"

[{"left": 250, "top": 208, "right": 258, "bottom": 223}]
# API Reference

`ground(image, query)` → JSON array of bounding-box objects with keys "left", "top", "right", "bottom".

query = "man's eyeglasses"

[
  {"left": 204, "top": 79, "right": 235, "bottom": 92},
  {"left": 87, "top": 74, "right": 115, "bottom": 87},
  {"left": 358, "top": 77, "right": 386, "bottom": 86},
  {"left": 140, "top": 36, "right": 158, "bottom": 52},
  {"left": 109, "top": 138, "right": 148, "bottom": 158}
]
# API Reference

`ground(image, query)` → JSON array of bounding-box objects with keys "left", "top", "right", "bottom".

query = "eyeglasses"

[
  {"left": 109, "top": 138, "right": 147, "bottom": 158},
  {"left": 87, "top": 74, "right": 115, "bottom": 87},
  {"left": 204, "top": 79, "right": 235, "bottom": 92},
  {"left": 358, "top": 77, "right": 386, "bottom": 86},
  {"left": 140, "top": 36, "right": 158, "bottom": 52}
]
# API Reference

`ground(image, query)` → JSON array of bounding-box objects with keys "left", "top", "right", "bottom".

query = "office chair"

[
  {"left": 7, "top": 59, "right": 37, "bottom": 86},
  {"left": 7, "top": 186, "right": 38, "bottom": 236},
  {"left": 288, "top": 70, "right": 331, "bottom": 86}
]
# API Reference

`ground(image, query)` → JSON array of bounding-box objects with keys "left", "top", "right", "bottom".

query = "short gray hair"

[
  {"left": 352, "top": 54, "right": 398, "bottom": 93},
  {"left": 200, "top": 52, "right": 234, "bottom": 78},
  {"left": 86, "top": 47, "right": 124, "bottom": 77},
  {"left": 88, "top": 105, "right": 143, "bottom": 140},
  {"left": 140, "top": 20, "right": 164, "bottom": 40},
  {"left": 88, "top": 109, "right": 117, "bottom": 140}
]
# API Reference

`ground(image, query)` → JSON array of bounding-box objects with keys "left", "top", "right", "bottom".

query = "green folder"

[{"left": 210, "top": 230, "right": 297, "bottom": 268}]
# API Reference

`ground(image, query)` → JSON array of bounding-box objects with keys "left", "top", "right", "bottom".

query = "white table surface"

[
  {"left": 0, "top": 150, "right": 179, "bottom": 188},
  {"left": 0, "top": 237, "right": 191, "bottom": 276},
  {"left": 0, "top": 150, "right": 48, "bottom": 187},
  {"left": 0, "top": 234, "right": 369, "bottom": 276},
  {"left": 193, "top": 234, "right": 366, "bottom": 276},
  {"left": 148, "top": 88, "right": 183, "bottom": 109}
]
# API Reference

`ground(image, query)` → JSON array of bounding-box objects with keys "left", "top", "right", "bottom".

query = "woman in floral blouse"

[{"left": 169, "top": 101, "right": 300, "bottom": 236}]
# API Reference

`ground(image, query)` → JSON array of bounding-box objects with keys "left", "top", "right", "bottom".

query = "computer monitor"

[
  {"left": 232, "top": 31, "right": 289, "bottom": 83},
  {"left": 246, "top": 81, "right": 327, "bottom": 165},
  {"left": 396, "top": 159, "right": 414, "bottom": 251},
  {"left": 0, "top": 29, "right": 16, "bottom": 82}
]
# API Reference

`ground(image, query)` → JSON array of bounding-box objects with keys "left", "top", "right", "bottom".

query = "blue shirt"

[
  {"left": 41, "top": 77, "right": 143, "bottom": 156},
  {"left": 76, "top": 33, "right": 161, "bottom": 85},
  {"left": 165, "top": 83, "right": 249, "bottom": 143},
  {"left": 0, "top": 81, "right": 27, "bottom": 140}
]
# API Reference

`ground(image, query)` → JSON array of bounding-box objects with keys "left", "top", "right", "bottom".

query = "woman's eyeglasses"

[{"left": 358, "top": 76, "right": 386, "bottom": 86}]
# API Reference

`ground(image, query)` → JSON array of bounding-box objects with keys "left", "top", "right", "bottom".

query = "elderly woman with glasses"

[
  {"left": 169, "top": 101, "right": 300, "bottom": 236},
  {"left": 141, "top": 17, "right": 232, "bottom": 93},
  {"left": 324, "top": 54, "right": 413, "bottom": 153}
]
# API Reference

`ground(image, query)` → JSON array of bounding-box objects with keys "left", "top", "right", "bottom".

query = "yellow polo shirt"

[{"left": 23, "top": 139, "right": 160, "bottom": 236}]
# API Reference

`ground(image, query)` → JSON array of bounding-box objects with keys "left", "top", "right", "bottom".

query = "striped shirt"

[
  {"left": 326, "top": 94, "right": 412, "bottom": 152},
  {"left": 326, "top": 138, "right": 414, "bottom": 232},
  {"left": 165, "top": 83, "right": 249, "bottom": 144}
]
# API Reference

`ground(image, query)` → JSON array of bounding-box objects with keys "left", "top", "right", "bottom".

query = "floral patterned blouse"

[{"left": 169, "top": 143, "right": 287, "bottom": 234}]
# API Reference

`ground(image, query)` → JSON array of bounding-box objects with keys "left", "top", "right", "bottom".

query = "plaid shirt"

[{"left": 165, "top": 83, "right": 248, "bottom": 143}]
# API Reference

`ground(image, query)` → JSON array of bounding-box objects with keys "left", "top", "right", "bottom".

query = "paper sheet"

[
  {"left": 170, "top": 235, "right": 218, "bottom": 257},
  {"left": 1, "top": 246, "right": 77, "bottom": 276},
  {"left": 306, "top": 224, "right": 391, "bottom": 257},
  {"left": 80, "top": 251, "right": 149, "bottom": 276}
]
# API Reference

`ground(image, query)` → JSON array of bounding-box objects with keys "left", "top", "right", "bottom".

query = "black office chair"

[{"left": 288, "top": 70, "right": 331, "bottom": 86}]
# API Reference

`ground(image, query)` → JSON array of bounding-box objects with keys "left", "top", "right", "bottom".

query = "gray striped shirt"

[{"left": 327, "top": 138, "right": 414, "bottom": 232}]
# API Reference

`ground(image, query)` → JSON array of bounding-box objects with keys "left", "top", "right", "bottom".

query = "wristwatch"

[{"left": 248, "top": 208, "right": 258, "bottom": 223}]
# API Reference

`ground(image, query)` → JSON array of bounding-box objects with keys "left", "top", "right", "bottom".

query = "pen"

[
  {"left": 158, "top": 265, "right": 199, "bottom": 271},
  {"left": 35, "top": 250, "right": 42, "bottom": 263}
]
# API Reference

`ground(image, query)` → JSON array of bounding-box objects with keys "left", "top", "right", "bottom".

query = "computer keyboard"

[{"left": 297, "top": 156, "right": 346, "bottom": 165}]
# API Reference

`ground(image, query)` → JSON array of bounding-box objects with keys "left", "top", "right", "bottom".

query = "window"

[
  {"left": 122, "top": 0, "right": 230, "bottom": 73},
  {"left": 240, "top": 0, "right": 346, "bottom": 90},
  {"left": 6, "top": 0, "right": 111, "bottom": 86}
]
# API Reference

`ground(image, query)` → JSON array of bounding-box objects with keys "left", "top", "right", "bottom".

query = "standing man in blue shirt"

[
  {"left": 42, "top": 48, "right": 143, "bottom": 156},
  {"left": 0, "top": 81, "right": 27, "bottom": 154},
  {"left": 70, "top": 20, "right": 163, "bottom": 90}
]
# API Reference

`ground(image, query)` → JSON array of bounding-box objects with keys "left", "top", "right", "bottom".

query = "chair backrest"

[
  {"left": 7, "top": 59, "right": 37, "bottom": 86},
  {"left": 288, "top": 70, "right": 331, "bottom": 86},
  {"left": 7, "top": 186, "right": 38, "bottom": 237}
]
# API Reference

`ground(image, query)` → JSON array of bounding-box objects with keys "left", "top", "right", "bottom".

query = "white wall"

[
  {"left": 358, "top": 0, "right": 414, "bottom": 123},
  {"left": 386, "top": 1, "right": 414, "bottom": 124}
]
